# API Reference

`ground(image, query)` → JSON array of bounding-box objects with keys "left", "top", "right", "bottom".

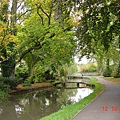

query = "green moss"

[{"left": 40, "top": 77, "right": 104, "bottom": 120}]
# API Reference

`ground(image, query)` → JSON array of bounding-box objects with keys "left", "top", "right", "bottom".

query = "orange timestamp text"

[{"left": 102, "top": 106, "right": 120, "bottom": 112}]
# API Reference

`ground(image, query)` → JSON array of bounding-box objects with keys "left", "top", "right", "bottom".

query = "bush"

[
  {"left": 103, "top": 67, "right": 112, "bottom": 77},
  {"left": 22, "top": 80, "right": 31, "bottom": 87},
  {"left": 15, "top": 63, "right": 28, "bottom": 79},
  {"left": 0, "top": 91, "right": 8, "bottom": 100},
  {"left": 0, "top": 80, "right": 9, "bottom": 92},
  {"left": 114, "top": 63, "right": 120, "bottom": 78},
  {"left": 0, "top": 77, "right": 23, "bottom": 90},
  {"left": 27, "top": 74, "right": 47, "bottom": 83}
]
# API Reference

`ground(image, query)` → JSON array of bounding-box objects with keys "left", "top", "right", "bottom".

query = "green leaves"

[
  {"left": 15, "top": 1, "right": 77, "bottom": 81},
  {"left": 76, "top": 0, "right": 119, "bottom": 56}
]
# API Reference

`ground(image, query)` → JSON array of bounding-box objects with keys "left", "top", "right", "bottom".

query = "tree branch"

[
  {"left": 39, "top": 4, "right": 51, "bottom": 25},
  {"left": 17, "top": 8, "right": 33, "bottom": 21},
  {"left": 36, "top": 5, "right": 44, "bottom": 25},
  {"left": 17, "top": 0, "right": 24, "bottom": 9},
  {"left": 16, "top": 44, "right": 42, "bottom": 64}
]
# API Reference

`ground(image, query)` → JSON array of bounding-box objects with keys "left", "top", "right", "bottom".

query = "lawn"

[{"left": 103, "top": 77, "right": 120, "bottom": 85}]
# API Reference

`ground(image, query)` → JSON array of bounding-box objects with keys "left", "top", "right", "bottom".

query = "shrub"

[
  {"left": 15, "top": 63, "right": 28, "bottom": 79},
  {"left": 22, "top": 80, "right": 31, "bottom": 87},
  {"left": 114, "top": 63, "right": 120, "bottom": 78},
  {"left": 0, "top": 77, "right": 23, "bottom": 90},
  {"left": 27, "top": 74, "right": 46, "bottom": 83},
  {"left": 0, "top": 91, "right": 8, "bottom": 100},
  {"left": 103, "top": 67, "right": 112, "bottom": 77},
  {"left": 0, "top": 80, "right": 9, "bottom": 92}
]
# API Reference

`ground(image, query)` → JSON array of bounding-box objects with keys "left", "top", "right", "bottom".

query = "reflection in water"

[
  {"left": 0, "top": 108, "right": 2, "bottom": 114},
  {"left": 0, "top": 88, "right": 93, "bottom": 120},
  {"left": 70, "top": 88, "right": 92, "bottom": 103}
]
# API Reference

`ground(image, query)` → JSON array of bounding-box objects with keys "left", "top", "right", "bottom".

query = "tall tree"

[
  {"left": 17, "top": 0, "right": 76, "bottom": 80},
  {"left": 75, "top": 0, "right": 120, "bottom": 77},
  {"left": 0, "top": 0, "right": 77, "bottom": 80},
  {"left": 0, "top": 0, "right": 32, "bottom": 77}
]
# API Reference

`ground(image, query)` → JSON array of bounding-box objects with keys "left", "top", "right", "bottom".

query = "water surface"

[{"left": 0, "top": 88, "right": 93, "bottom": 120}]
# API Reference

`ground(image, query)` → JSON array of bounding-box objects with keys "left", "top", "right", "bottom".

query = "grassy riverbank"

[
  {"left": 40, "top": 77, "right": 104, "bottom": 120},
  {"left": 103, "top": 77, "right": 120, "bottom": 85}
]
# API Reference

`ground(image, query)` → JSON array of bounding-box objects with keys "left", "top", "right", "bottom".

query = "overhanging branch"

[{"left": 16, "top": 44, "right": 42, "bottom": 64}]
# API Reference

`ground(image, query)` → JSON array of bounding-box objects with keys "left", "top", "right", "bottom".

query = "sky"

[{"left": 74, "top": 56, "right": 88, "bottom": 64}]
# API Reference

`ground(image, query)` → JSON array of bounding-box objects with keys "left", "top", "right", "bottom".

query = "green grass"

[
  {"left": 0, "top": 91, "right": 8, "bottom": 102},
  {"left": 40, "top": 77, "right": 104, "bottom": 120},
  {"left": 103, "top": 77, "right": 120, "bottom": 85}
]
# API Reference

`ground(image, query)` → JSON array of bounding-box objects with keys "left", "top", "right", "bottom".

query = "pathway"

[{"left": 72, "top": 77, "right": 120, "bottom": 120}]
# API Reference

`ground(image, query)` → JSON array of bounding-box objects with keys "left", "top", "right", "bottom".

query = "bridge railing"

[
  {"left": 80, "top": 72, "right": 101, "bottom": 76},
  {"left": 66, "top": 75, "right": 90, "bottom": 83}
]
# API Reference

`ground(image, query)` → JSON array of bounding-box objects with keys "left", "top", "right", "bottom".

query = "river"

[{"left": 0, "top": 87, "right": 93, "bottom": 120}]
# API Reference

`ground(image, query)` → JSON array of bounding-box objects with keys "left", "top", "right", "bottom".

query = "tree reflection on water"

[{"left": 0, "top": 88, "right": 93, "bottom": 120}]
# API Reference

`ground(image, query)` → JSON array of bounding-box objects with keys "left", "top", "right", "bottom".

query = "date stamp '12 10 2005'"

[{"left": 102, "top": 106, "right": 120, "bottom": 112}]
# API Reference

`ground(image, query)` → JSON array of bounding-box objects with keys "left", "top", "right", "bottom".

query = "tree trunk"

[
  {"left": 114, "top": 61, "right": 120, "bottom": 78},
  {"left": 103, "top": 58, "right": 112, "bottom": 77},
  {"left": 11, "top": 0, "right": 17, "bottom": 35},
  {"left": 114, "top": 36, "right": 120, "bottom": 78},
  {"left": 2, "top": 0, "right": 18, "bottom": 78},
  {"left": 96, "top": 57, "right": 103, "bottom": 75},
  {"left": 28, "top": 64, "right": 34, "bottom": 77},
  {"left": 106, "top": 58, "right": 110, "bottom": 68},
  {"left": 1, "top": 57, "right": 15, "bottom": 77}
]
